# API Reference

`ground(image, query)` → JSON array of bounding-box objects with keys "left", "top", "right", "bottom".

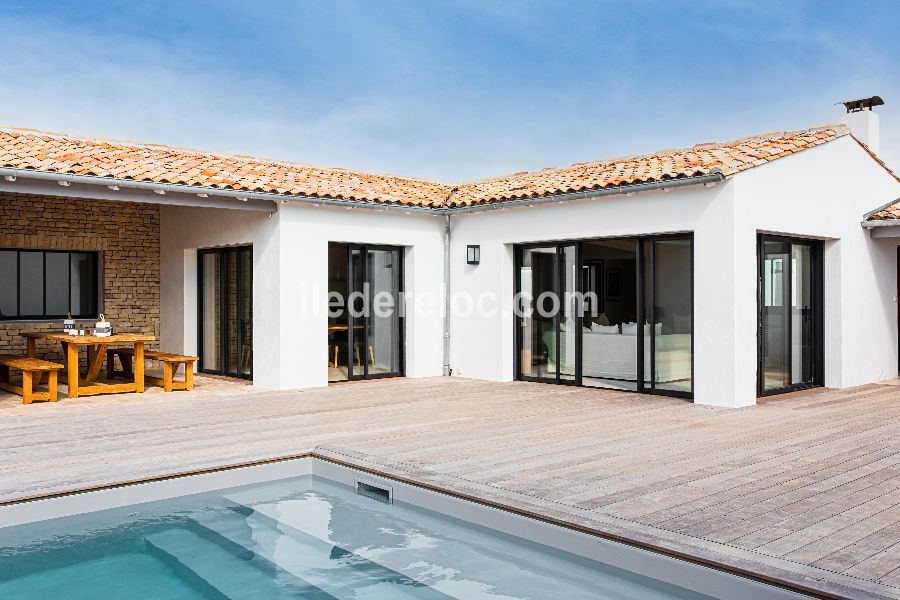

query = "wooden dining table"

[{"left": 21, "top": 332, "right": 155, "bottom": 399}]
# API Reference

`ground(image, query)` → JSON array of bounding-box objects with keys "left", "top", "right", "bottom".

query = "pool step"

[
  {"left": 193, "top": 506, "right": 448, "bottom": 600},
  {"left": 145, "top": 528, "right": 334, "bottom": 599}
]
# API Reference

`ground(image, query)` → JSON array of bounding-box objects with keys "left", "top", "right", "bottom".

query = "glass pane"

[
  {"left": 19, "top": 252, "right": 43, "bottom": 316},
  {"left": 581, "top": 240, "right": 638, "bottom": 391},
  {"left": 559, "top": 245, "right": 577, "bottom": 381},
  {"left": 652, "top": 239, "right": 693, "bottom": 394},
  {"left": 350, "top": 248, "right": 366, "bottom": 378},
  {"left": 792, "top": 243, "right": 814, "bottom": 385},
  {"left": 200, "top": 252, "right": 221, "bottom": 372},
  {"left": 70, "top": 253, "right": 96, "bottom": 316},
  {"left": 761, "top": 240, "right": 791, "bottom": 391},
  {"left": 45, "top": 253, "right": 69, "bottom": 316},
  {"left": 239, "top": 249, "right": 253, "bottom": 377},
  {"left": 366, "top": 248, "right": 401, "bottom": 376},
  {"left": 519, "top": 247, "right": 557, "bottom": 380},
  {"left": 328, "top": 244, "right": 350, "bottom": 382},
  {"left": 0, "top": 251, "right": 17, "bottom": 317},
  {"left": 225, "top": 252, "right": 239, "bottom": 375}
]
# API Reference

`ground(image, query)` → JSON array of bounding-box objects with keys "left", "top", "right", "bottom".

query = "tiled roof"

[
  {"left": 0, "top": 127, "right": 451, "bottom": 207},
  {"left": 449, "top": 125, "right": 847, "bottom": 206},
  {"left": 866, "top": 199, "right": 900, "bottom": 221},
  {"left": 0, "top": 124, "right": 853, "bottom": 208}
]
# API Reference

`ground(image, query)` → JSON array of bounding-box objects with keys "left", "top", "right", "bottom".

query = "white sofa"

[{"left": 582, "top": 330, "right": 691, "bottom": 382}]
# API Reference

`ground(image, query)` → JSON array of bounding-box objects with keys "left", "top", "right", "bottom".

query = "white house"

[{"left": 1, "top": 97, "right": 898, "bottom": 407}]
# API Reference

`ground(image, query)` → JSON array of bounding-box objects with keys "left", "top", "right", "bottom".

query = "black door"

[
  {"left": 329, "top": 243, "right": 404, "bottom": 382},
  {"left": 758, "top": 235, "right": 823, "bottom": 395},
  {"left": 198, "top": 246, "right": 252, "bottom": 379},
  {"left": 515, "top": 243, "right": 579, "bottom": 385},
  {"left": 516, "top": 236, "right": 694, "bottom": 400}
]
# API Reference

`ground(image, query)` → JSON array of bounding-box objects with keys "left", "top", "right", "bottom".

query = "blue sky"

[{"left": 3, "top": 0, "right": 899, "bottom": 180}]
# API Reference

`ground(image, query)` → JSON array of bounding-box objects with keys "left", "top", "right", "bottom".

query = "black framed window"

[
  {"left": 514, "top": 234, "right": 693, "bottom": 401},
  {"left": 0, "top": 249, "right": 99, "bottom": 320}
]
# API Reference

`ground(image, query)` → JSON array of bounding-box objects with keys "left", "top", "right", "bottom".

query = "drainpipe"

[{"left": 443, "top": 213, "right": 452, "bottom": 376}]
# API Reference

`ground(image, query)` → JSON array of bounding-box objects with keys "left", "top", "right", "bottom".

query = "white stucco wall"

[
  {"left": 161, "top": 202, "right": 445, "bottom": 391},
  {"left": 160, "top": 204, "right": 281, "bottom": 387},
  {"left": 447, "top": 181, "right": 740, "bottom": 406},
  {"left": 275, "top": 204, "right": 445, "bottom": 389},
  {"left": 734, "top": 136, "right": 900, "bottom": 397}
]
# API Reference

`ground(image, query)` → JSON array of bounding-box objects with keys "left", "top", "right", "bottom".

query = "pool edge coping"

[{"left": 1, "top": 448, "right": 894, "bottom": 600}]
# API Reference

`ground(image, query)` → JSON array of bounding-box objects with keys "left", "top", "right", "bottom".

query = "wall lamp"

[{"left": 466, "top": 244, "right": 480, "bottom": 265}]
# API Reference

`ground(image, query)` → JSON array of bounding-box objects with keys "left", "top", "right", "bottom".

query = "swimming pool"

[{"left": 0, "top": 458, "right": 806, "bottom": 599}]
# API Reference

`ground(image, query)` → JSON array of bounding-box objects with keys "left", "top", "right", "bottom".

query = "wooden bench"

[
  {"left": 0, "top": 355, "right": 64, "bottom": 404},
  {"left": 107, "top": 348, "right": 198, "bottom": 392}
]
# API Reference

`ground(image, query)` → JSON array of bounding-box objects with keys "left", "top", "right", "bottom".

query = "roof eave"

[
  {"left": 862, "top": 219, "right": 900, "bottom": 229},
  {"left": 0, "top": 166, "right": 726, "bottom": 216}
]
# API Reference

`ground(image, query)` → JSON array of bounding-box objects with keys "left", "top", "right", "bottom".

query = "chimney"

[{"left": 839, "top": 95, "right": 884, "bottom": 155}]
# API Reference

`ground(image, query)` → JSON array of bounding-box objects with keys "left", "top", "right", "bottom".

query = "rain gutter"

[
  {"left": 861, "top": 220, "right": 900, "bottom": 229},
  {"left": 0, "top": 167, "right": 724, "bottom": 215}
]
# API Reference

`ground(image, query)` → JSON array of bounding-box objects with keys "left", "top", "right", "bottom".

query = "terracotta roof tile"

[
  {"left": 867, "top": 201, "right": 900, "bottom": 221},
  {"left": 448, "top": 125, "right": 848, "bottom": 206},
  {"left": 0, "top": 128, "right": 451, "bottom": 207},
  {"left": 0, "top": 124, "right": 860, "bottom": 208}
]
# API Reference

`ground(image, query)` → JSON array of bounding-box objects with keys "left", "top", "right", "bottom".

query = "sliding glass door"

[
  {"left": 516, "top": 236, "right": 693, "bottom": 399},
  {"left": 198, "top": 246, "right": 252, "bottom": 379},
  {"left": 642, "top": 238, "right": 693, "bottom": 396},
  {"left": 516, "top": 243, "right": 579, "bottom": 384},
  {"left": 329, "top": 243, "right": 404, "bottom": 382},
  {"left": 758, "top": 235, "right": 822, "bottom": 395}
]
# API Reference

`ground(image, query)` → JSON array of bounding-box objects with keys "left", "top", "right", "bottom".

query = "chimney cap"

[{"left": 838, "top": 96, "right": 885, "bottom": 113}]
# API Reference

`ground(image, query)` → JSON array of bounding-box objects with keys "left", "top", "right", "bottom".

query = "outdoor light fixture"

[
  {"left": 3, "top": 175, "right": 15, "bottom": 182},
  {"left": 107, "top": 185, "right": 119, "bottom": 191},
  {"left": 466, "top": 245, "right": 480, "bottom": 265},
  {"left": 154, "top": 189, "right": 166, "bottom": 195}
]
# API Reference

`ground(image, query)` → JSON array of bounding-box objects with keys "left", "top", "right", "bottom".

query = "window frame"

[
  {"left": 0, "top": 248, "right": 101, "bottom": 321},
  {"left": 513, "top": 233, "right": 694, "bottom": 401}
]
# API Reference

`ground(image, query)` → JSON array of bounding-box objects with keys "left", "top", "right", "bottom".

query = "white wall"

[
  {"left": 734, "top": 136, "right": 900, "bottom": 394},
  {"left": 161, "top": 203, "right": 445, "bottom": 391},
  {"left": 160, "top": 204, "right": 281, "bottom": 387},
  {"left": 276, "top": 204, "right": 445, "bottom": 389},
  {"left": 447, "top": 181, "right": 740, "bottom": 407}
]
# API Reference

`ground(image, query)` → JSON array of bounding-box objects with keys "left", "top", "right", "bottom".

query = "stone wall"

[{"left": 0, "top": 192, "right": 160, "bottom": 363}]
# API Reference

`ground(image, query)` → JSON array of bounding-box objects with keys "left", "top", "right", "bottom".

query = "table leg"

[
  {"left": 58, "top": 342, "right": 69, "bottom": 384},
  {"left": 134, "top": 342, "right": 145, "bottom": 393},
  {"left": 86, "top": 344, "right": 108, "bottom": 384},
  {"left": 67, "top": 343, "right": 80, "bottom": 398}
]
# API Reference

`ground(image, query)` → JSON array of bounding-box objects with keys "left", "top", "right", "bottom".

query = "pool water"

[{"left": 0, "top": 475, "right": 713, "bottom": 599}]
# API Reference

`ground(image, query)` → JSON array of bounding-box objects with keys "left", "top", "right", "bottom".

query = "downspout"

[{"left": 443, "top": 212, "right": 452, "bottom": 376}]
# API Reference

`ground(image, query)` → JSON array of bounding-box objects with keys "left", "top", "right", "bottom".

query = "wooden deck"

[{"left": 2, "top": 376, "right": 900, "bottom": 598}]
